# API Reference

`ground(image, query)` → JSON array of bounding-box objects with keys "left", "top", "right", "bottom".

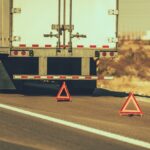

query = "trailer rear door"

[{"left": 12, "top": 0, "right": 117, "bottom": 48}]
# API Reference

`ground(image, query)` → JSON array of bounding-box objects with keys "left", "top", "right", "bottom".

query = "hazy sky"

[{"left": 119, "top": 0, "right": 150, "bottom": 33}]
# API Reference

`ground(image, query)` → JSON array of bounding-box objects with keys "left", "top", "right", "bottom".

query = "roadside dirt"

[{"left": 98, "top": 40, "right": 150, "bottom": 96}]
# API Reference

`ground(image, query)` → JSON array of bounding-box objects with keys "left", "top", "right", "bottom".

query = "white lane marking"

[{"left": 0, "top": 104, "right": 150, "bottom": 149}]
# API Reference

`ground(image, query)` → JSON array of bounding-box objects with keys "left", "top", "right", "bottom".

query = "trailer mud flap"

[{"left": 0, "top": 61, "right": 15, "bottom": 89}]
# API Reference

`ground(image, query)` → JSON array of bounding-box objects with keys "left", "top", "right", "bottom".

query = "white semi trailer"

[{"left": 0, "top": 0, "right": 118, "bottom": 93}]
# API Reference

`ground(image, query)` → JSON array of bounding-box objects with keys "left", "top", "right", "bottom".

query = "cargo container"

[{"left": 0, "top": 0, "right": 119, "bottom": 93}]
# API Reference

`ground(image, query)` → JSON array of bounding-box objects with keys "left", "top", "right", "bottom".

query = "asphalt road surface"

[{"left": 0, "top": 93, "right": 149, "bottom": 150}]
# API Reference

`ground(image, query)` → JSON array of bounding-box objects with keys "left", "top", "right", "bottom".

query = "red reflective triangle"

[
  {"left": 56, "top": 82, "right": 71, "bottom": 101},
  {"left": 120, "top": 93, "right": 143, "bottom": 116}
]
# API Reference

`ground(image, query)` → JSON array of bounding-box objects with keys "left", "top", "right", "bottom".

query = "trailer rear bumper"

[{"left": 13, "top": 75, "right": 114, "bottom": 80}]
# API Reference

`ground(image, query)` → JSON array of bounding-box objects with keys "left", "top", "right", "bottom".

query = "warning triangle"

[
  {"left": 120, "top": 92, "right": 143, "bottom": 116},
  {"left": 56, "top": 82, "right": 71, "bottom": 101}
]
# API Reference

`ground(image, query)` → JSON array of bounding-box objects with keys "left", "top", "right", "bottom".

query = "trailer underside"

[
  {"left": 0, "top": 55, "right": 97, "bottom": 94},
  {"left": 0, "top": 0, "right": 119, "bottom": 94}
]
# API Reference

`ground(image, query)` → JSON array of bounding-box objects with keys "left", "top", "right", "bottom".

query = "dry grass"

[{"left": 98, "top": 40, "right": 150, "bottom": 96}]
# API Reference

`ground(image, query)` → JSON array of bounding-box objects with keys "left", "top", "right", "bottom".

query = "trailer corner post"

[
  {"left": 39, "top": 57, "right": 47, "bottom": 76},
  {"left": 0, "top": 0, "right": 11, "bottom": 48},
  {"left": 81, "top": 57, "right": 90, "bottom": 76}
]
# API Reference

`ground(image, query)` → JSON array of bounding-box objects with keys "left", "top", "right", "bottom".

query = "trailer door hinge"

[
  {"left": 11, "top": 8, "right": 21, "bottom": 14},
  {"left": 11, "top": 36, "right": 21, "bottom": 42},
  {"left": 0, "top": 37, "right": 9, "bottom": 41},
  {"left": 108, "top": 37, "right": 118, "bottom": 43},
  {"left": 108, "top": 9, "right": 119, "bottom": 15},
  {"left": 0, "top": 36, "right": 3, "bottom": 41}
]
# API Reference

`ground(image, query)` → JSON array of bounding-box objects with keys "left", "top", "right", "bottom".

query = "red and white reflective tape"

[
  {"left": 45, "top": 44, "right": 52, "bottom": 48},
  {"left": 90, "top": 45, "right": 97, "bottom": 48},
  {"left": 13, "top": 75, "right": 113, "bottom": 80},
  {"left": 77, "top": 45, "right": 84, "bottom": 48},
  {"left": 17, "top": 44, "right": 111, "bottom": 49},
  {"left": 32, "top": 44, "right": 39, "bottom": 48},
  {"left": 19, "top": 44, "right": 26, "bottom": 48},
  {"left": 102, "top": 45, "right": 109, "bottom": 49}
]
